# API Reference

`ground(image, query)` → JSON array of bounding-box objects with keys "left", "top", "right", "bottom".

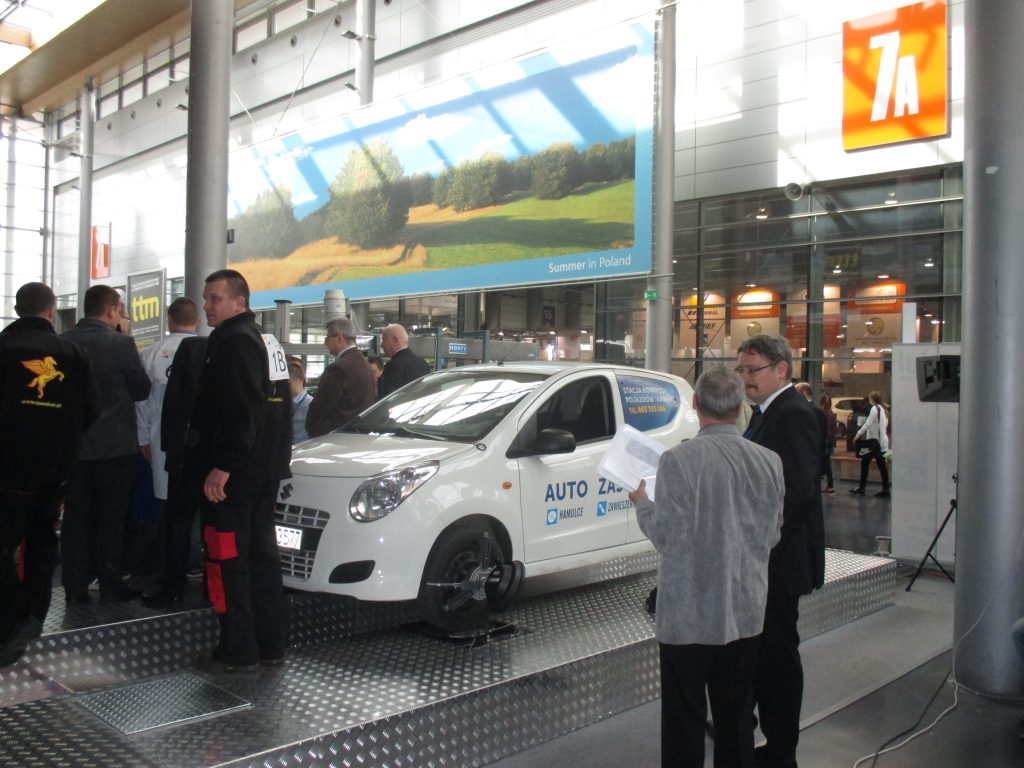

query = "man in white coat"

[{"left": 135, "top": 298, "right": 199, "bottom": 586}]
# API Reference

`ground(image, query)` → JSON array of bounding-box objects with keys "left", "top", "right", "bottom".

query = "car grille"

[
  {"left": 275, "top": 503, "right": 330, "bottom": 529},
  {"left": 279, "top": 548, "right": 317, "bottom": 581},
  {"left": 275, "top": 502, "right": 330, "bottom": 581}
]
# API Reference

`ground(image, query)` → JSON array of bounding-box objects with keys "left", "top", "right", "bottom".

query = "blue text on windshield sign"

[{"left": 617, "top": 374, "right": 680, "bottom": 431}]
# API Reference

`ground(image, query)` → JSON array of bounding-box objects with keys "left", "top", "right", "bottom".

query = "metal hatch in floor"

[{"left": 74, "top": 673, "right": 250, "bottom": 735}]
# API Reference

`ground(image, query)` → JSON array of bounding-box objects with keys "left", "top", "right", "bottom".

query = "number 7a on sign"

[{"left": 842, "top": 1, "right": 948, "bottom": 151}]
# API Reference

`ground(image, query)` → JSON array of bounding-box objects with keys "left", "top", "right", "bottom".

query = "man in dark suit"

[
  {"left": 737, "top": 334, "right": 825, "bottom": 768},
  {"left": 379, "top": 323, "right": 430, "bottom": 398},
  {"left": 306, "top": 317, "right": 376, "bottom": 437},
  {"left": 61, "top": 284, "right": 151, "bottom": 604},
  {"left": 143, "top": 331, "right": 208, "bottom": 609}
]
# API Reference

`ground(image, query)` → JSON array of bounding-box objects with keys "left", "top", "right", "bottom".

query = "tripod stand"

[{"left": 905, "top": 498, "right": 956, "bottom": 592}]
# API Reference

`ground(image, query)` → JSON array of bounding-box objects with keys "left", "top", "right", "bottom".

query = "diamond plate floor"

[{"left": 0, "top": 550, "right": 893, "bottom": 768}]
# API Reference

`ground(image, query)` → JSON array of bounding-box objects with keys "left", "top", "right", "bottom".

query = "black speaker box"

[{"left": 916, "top": 355, "right": 960, "bottom": 402}]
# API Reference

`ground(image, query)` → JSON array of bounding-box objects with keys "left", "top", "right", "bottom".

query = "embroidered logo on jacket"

[{"left": 22, "top": 356, "right": 65, "bottom": 398}]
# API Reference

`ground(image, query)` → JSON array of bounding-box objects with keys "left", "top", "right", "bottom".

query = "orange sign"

[
  {"left": 91, "top": 224, "right": 110, "bottom": 279},
  {"left": 847, "top": 281, "right": 907, "bottom": 314},
  {"left": 842, "top": 1, "right": 948, "bottom": 151},
  {"left": 731, "top": 290, "right": 780, "bottom": 319}
]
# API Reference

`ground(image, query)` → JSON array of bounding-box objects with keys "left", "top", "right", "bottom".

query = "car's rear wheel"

[{"left": 418, "top": 525, "right": 503, "bottom": 632}]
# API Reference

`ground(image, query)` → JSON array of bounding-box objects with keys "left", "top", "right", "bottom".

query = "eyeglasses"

[{"left": 734, "top": 363, "right": 775, "bottom": 377}]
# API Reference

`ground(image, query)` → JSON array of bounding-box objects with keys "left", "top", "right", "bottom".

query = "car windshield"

[{"left": 345, "top": 369, "right": 549, "bottom": 443}]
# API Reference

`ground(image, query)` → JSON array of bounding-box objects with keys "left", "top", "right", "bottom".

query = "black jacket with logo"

[
  {"left": 0, "top": 316, "right": 97, "bottom": 492},
  {"left": 184, "top": 311, "right": 291, "bottom": 490}
]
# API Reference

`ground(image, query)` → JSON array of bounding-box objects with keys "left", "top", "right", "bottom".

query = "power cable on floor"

[
  {"left": 855, "top": 666, "right": 954, "bottom": 768},
  {"left": 851, "top": 576, "right": 998, "bottom": 767}
]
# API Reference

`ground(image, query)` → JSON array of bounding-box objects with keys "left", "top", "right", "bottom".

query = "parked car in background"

[
  {"left": 832, "top": 396, "right": 867, "bottom": 439},
  {"left": 274, "top": 362, "right": 698, "bottom": 631}
]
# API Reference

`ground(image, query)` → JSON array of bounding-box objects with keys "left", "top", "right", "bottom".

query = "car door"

[
  {"left": 513, "top": 373, "right": 626, "bottom": 563},
  {"left": 615, "top": 371, "right": 689, "bottom": 543}
]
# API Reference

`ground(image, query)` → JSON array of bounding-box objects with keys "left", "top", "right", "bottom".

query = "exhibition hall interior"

[{"left": 0, "top": 1, "right": 1021, "bottom": 766}]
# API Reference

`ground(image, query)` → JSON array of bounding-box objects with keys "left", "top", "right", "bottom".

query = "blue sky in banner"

[{"left": 239, "top": 21, "right": 655, "bottom": 307}]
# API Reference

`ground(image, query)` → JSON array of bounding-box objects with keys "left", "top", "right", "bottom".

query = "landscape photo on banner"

[{"left": 227, "top": 21, "right": 655, "bottom": 308}]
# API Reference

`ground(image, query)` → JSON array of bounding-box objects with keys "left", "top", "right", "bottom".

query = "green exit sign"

[{"left": 644, "top": 290, "right": 658, "bottom": 301}]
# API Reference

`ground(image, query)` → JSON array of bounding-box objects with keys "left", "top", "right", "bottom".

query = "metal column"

[
  {"left": 76, "top": 80, "right": 94, "bottom": 320},
  {"left": 645, "top": 1, "right": 675, "bottom": 374},
  {"left": 955, "top": 0, "right": 1024, "bottom": 697},
  {"left": 354, "top": 0, "right": 376, "bottom": 105},
  {"left": 184, "top": 0, "right": 233, "bottom": 326}
]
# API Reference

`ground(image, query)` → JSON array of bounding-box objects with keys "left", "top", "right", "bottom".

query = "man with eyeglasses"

[
  {"left": 305, "top": 317, "right": 376, "bottom": 438},
  {"left": 735, "top": 334, "right": 824, "bottom": 768}
]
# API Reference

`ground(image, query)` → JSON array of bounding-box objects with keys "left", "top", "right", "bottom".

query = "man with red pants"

[{"left": 185, "top": 269, "right": 292, "bottom": 672}]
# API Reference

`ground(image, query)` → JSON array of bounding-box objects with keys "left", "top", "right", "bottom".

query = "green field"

[{"left": 411, "top": 179, "right": 635, "bottom": 270}]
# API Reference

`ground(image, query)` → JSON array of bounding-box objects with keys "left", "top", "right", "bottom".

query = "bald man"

[{"left": 379, "top": 324, "right": 430, "bottom": 398}]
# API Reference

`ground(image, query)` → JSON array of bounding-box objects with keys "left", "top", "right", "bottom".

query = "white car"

[
  {"left": 274, "top": 362, "right": 698, "bottom": 630},
  {"left": 831, "top": 396, "right": 866, "bottom": 438}
]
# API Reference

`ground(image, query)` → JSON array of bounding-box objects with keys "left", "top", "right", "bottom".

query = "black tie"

[{"left": 744, "top": 406, "right": 763, "bottom": 439}]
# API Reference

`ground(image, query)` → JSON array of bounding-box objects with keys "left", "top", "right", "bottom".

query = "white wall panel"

[
  {"left": 695, "top": 161, "right": 779, "bottom": 199},
  {"left": 674, "top": 0, "right": 964, "bottom": 200},
  {"left": 695, "top": 103, "right": 780, "bottom": 146},
  {"left": 695, "top": 133, "right": 781, "bottom": 174}
]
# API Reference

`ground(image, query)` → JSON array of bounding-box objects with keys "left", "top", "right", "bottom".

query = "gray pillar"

[
  {"left": 350, "top": 301, "right": 369, "bottom": 333},
  {"left": 274, "top": 299, "right": 291, "bottom": 343},
  {"left": 355, "top": 0, "right": 376, "bottom": 105},
  {"left": 76, "top": 80, "right": 95, "bottom": 320},
  {"left": 807, "top": 245, "right": 825, "bottom": 391},
  {"left": 3, "top": 117, "right": 16, "bottom": 318},
  {"left": 955, "top": 0, "right": 1024, "bottom": 697},
  {"left": 645, "top": 1, "right": 675, "bottom": 373},
  {"left": 458, "top": 292, "right": 483, "bottom": 336},
  {"left": 184, "top": 0, "right": 233, "bottom": 328}
]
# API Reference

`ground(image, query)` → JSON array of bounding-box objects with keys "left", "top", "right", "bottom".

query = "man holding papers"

[{"left": 629, "top": 367, "right": 784, "bottom": 768}]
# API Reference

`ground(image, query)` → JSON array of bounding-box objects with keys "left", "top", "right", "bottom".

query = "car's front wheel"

[{"left": 417, "top": 525, "right": 504, "bottom": 632}]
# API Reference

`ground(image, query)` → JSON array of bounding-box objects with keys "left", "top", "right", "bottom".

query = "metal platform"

[{"left": 0, "top": 549, "right": 894, "bottom": 768}]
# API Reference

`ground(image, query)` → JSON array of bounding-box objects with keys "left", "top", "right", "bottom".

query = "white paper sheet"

[{"left": 598, "top": 425, "right": 666, "bottom": 500}]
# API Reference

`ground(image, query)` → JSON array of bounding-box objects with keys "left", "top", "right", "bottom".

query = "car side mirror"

[{"left": 507, "top": 428, "right": 576, "bottom": 458}]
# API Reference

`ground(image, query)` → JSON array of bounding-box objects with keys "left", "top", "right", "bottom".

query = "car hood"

[{"left": 289, "top": 432, "right": 477, "bottom": 478}]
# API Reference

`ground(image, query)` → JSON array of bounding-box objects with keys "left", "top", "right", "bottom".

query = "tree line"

[{"left": 228, "top": 135, "right": 636, "bottom": 257}]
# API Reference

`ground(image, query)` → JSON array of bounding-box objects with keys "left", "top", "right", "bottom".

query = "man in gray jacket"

[
  {"left": 630, "top": 366, "right": 784, "bottom": 768},
  {"left": 61, "top": 285, "right": 150, "bottom": 603}
]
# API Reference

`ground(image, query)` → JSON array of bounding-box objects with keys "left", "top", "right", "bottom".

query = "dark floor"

[{"left": 484, "top": 476, "right": 1024, "bottom": 768}]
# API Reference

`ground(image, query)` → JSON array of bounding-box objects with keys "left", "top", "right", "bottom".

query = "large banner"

[
  {"left": 231, "top": 21, "right": 655, "bottom": 309},
  {"left": 127, "top": 269, "right": 166, "bottom": 351}
]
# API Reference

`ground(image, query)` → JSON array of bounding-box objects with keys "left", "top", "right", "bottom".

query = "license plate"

[{"left": 276, "top": 525, "right": 303, "bottom": 551}]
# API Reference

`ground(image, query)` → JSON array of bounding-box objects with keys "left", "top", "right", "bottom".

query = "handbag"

[{"left": 855, "top": 438, "right": 880, "bottom": 457}]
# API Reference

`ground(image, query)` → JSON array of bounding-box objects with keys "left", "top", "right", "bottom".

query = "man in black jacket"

[
  {"left": 186, "top": 269, "right": 291, "bottom": 672},
  {"left": 379, "top": 323, "right": 430, "bottom": 398},
  {"left": 61, "top": 284, "right": 151, "bottom": 604},
  {"left": 737, "top": 335, "right": 824, "bottom": 768},
  {"left": 1, "top": 283, "right": 96, "bottom": 666},
  {"left": 305, "top": 316, "right": 375, "bottom": 437}
]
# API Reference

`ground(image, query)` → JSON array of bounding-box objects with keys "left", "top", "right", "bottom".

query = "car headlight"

[{"left": 349, "top": 462, "right": 439, "bottom": 522}]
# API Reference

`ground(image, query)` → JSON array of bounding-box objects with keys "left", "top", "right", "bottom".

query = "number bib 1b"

[{"left": 261, "top": 334, "right": 290, "bottom": 382}]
